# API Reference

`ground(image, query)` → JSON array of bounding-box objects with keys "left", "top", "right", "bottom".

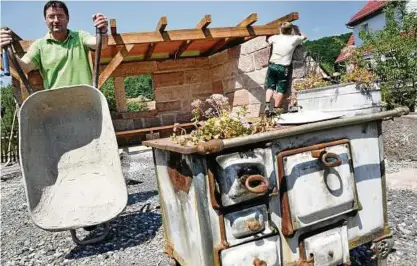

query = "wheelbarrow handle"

[
  {"left": 92, "top": 27, "right": 103, "bottom": 88},
  {"left": 4, "top": 45, "right": 34, "bottom": 95},
  {"left": 2, "top": 49, "right": 10, "bottom": 76}
]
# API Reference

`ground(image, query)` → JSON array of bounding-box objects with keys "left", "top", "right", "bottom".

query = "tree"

[
  {"left": 359, "top": 2, "right": 417, "bottom": 111},
  {"left": 303, "top": 33, "right": 351, "bottom": 74},
  {"left": 124, "top": 74, "right": 154, "bottom": 100}
]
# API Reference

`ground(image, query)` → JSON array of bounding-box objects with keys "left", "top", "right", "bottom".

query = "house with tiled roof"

[{"left": 336, "top": 0, "right": 417, "bottom": 64}]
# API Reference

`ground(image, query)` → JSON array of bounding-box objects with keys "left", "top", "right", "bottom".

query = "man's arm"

[
  {"left": 1, "top": 28, "right": 36, "bottom": 73},
  {"left": 84, "top": 13, "right": 109, "bottom": 50}
]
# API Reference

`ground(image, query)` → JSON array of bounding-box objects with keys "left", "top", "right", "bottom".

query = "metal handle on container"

[
  {"left": 311, "top": 149, "right": 342, "bottom": 168},
  {"left": 253, "top": 258, "right": 267, "bottom": 266},
  {"left": 242, "top": 174, "right": 269, "bottom": 194}
]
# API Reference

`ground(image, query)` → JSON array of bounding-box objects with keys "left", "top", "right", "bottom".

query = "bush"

[
  {"left": 127, "top": 101, "right": 148, "bottom": 112},
  {"left": 1, "top": 85, "right": 18, "bottom": 137}
]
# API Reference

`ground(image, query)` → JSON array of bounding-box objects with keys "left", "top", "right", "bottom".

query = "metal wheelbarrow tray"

[{"left": 19, "top": 85, "right": 128, "bottom": 244}]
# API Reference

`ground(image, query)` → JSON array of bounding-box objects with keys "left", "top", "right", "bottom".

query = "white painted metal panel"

[
  {"left": 221, "top": 235, "right": 281, "bottom": 266},
  {"left": 224, "top": 204, "right": 273, "bottom": 246},
  {"left": 283, "top": 144, "right": 356, "bottom": 230},
  {"left": 303, "top": 225, "right": 350, "bottom": 266}
]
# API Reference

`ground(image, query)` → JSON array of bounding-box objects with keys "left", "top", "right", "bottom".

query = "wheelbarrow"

[{"left": 2, "top": 28, "right": 128, "bottom": 245}]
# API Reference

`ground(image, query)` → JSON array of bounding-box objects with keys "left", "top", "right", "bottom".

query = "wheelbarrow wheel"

[{"left": 70, "top": 222, "right": 111, "bottom": 245}]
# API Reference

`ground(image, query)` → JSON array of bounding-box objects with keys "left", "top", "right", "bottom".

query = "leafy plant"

[
  {"left": 127, "top": 101, "right": 148, "bottom": 112},
  {"left": 294, "top": 73, "right": 331, "bottom": 91},
  {"left": 171, "top": 94, "right": 277, "bottom": 146},
  {"left": 100, "top": 77, "right": 117, "bottom": 113},
  {"left": 357, "top": 2, "right": 417, "bottom": 111},
  {"left": 1, "top": 85, "right": 18, "bottom": 137}
]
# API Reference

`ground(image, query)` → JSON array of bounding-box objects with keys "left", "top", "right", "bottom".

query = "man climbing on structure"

[
  {"left": 264, "top": 22, "right": 307, "bottom": 116},
  {"left": 0, "top": 0, "right": 108, "bottom": 90}
]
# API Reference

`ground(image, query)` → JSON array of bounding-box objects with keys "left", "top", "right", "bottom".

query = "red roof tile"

[
  {"left": 335, "top": 34, "right": 355, "bottom": 63},
  {"left": 346, "top": 0, "right": 388, "bottom": 26}
]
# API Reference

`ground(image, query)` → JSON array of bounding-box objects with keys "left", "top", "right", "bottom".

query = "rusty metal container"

[{"left": 143, "top": 107, "right": 409, "bottom": 266}]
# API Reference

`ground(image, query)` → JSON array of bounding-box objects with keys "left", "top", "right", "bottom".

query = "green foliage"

[
  {"left": 127, "top": 101, "right": 148, "bottom": 112},
  {"left": 171, "top": 94, "right": 277, "bottom": 146},
  {"left": 124, "top": 75, "right": 154, "bottom": 100},
  {"left": 100, "top": 74, "right": 154, "bottom": 113},
  {"left": 303, "top": 33, "right": 351, "bottom": 74},
  {"left": 1, "top": 85, "right": 18, "bottom": 135},
  {"left": 100, "top": 77, "right": 117, "bottom": 113},
  {"left": 358, "top": 2, "right": 417, "bottom": 111}
]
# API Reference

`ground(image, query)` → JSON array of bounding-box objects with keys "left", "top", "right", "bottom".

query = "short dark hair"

[{"left": 44, "top": 1, "right": 69, "bottom": 18}]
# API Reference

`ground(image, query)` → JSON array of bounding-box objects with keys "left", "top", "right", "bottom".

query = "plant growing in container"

[{"left": 171, "top": 94, "right": 278, "bottom": 146}]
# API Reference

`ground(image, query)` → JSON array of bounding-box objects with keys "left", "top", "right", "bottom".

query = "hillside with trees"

[{"left": 303, "top": 32, "right": 351, "bottom": 74}]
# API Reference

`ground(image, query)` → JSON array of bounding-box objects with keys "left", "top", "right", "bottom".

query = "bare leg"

[
  {"left": 272, "top": 92, "right": 284, "bottom": 108},
  {"left": 265, "top": 89, "right": 274, "bottom": 103}
]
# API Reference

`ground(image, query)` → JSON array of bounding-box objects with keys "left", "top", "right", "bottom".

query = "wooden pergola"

[{"left": 5, "top": 12, "right": 298, "bottom": 97}]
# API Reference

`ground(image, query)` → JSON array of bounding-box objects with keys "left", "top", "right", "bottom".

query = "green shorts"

[{"left": 265, "top": 63, "right": 291, "bottom": 94}]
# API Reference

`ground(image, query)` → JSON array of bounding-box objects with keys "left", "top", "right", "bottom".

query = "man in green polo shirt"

[{"left": 0, "top": 0, "right": 109, "bottom": 90}]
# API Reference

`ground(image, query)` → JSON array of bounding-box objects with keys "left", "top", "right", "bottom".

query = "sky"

[
  {"left": 0, "top": 1, "right": 367, "bottom": 40},
  {"left": 0, "top": 0, "right": 368, "bottom": 85}
]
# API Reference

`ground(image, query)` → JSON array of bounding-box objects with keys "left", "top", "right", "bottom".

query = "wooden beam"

[
  {"left": 237, "top": 13, "right": 258, "bottom": 27},
  {"left": 174, "top": 14, "right": 212, "bottom": 58},
  {"left": 156, "top": 16, "right": 168, "bottom": 32},
  {"left": 110, "top": 19, "right": 117, "bottom": 35},
  {"left": 144, "top": 17, "right": 168, "bottom": 61},
  {"left": 114, "top": 77, "right": 127, "bottom": 112},
  {"left": 266, "top": 12, "right": 299, "bottom": 26},
  {"left": 19, "top": 24, "right": 281, "bottom": 50},
  {"left": 144, "top": 43, "right": 156, "bottom": 60},
  {"left": 98, "top": 44, "right": 135, "bottom": 88},
  {"left": 196, "top": 15, "right": 212, "bottom": 30},
  {"left": 203, "top": 13, "right": 258, "bottom": 56}
]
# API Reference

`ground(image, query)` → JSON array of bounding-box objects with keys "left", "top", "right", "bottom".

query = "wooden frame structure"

[
  {"left": 2, "top": 12, "right": 299, "bottom": 144},
  {"left": 6, "top": 12, "right": 298, "bottom": 90}
]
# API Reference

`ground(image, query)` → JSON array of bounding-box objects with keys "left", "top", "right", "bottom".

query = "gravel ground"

[{"left": 1, "top": 153, "right": 416, "bottom": 266}]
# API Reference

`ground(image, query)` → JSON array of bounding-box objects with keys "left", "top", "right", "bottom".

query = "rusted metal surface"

[
  {"left": 207, "top": 169, "right": 222, "bottom": 209},
  {"left": 197, "top": 139, "right": 224, "bottom": 155},
  {"left": 167, "top": 152, "right": 193, "bottom": 193},
  {"left": 242, "top": 174, "right": 269, "bottom": 194},
  {"left": 348, "top": 225, "right": 391, "bottom": 250},
  {"left": 214, "top": 149, "right": 270, "bottom": 207},
  {"left": 253, "top": 257, "right": 268, "bottom": 266}
]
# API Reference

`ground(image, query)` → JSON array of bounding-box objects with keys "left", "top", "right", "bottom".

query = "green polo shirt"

[{"left": 24, "top": 30, "right": 93, "bottom": 90}]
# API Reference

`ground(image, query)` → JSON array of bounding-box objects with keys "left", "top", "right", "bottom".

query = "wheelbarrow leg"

[{"left": 70, "top": 222, "right": 110, "bottom": 245}]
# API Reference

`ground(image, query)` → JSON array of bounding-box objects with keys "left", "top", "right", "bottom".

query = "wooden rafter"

[
  {"left": 203, "top": 13, "right": 258, "bottom": 56},
  {"left": 110, "top": 19, "right": 117, "bottom": 35},
  {"left": 18, "top": 24, "right": 283, "bottom": 51},
  {"left": 145, "top": 16, "right": 168, "bottom": 60},
  {"left": 173, "top": 15, "right": 212, "bottom": 58},
  {"left": 98, "top": 44, "right": 135, "bottom": 88},
  {"left": 216, "top": 12, "right": 300, "bottom": 53}
]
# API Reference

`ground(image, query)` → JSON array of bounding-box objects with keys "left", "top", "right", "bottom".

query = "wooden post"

[{"left": 114, "top": 77, "right": 127, "bottom": 112}]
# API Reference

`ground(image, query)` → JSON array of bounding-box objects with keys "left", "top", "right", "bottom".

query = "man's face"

[{"left": 45, "top": 7, "right": 69, "bottom": 33}]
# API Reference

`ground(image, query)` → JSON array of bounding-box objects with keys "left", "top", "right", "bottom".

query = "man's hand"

[
  {"left": 92, "top": 13, "right": 108, "bottom": 33},
  {"left": 0, "top": 28, "right": 13, "bottom": 49}
]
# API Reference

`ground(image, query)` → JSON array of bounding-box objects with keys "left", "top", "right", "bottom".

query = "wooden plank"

[
  {"left": 114, "top": 77, "right": 127, "bottom": 112},
  {"left": 18, "top": 24, "right": 281, "bottom": 49},
  {"left": 110, "top": 19, "right": 117, "bottom": 35},
  {"left": 237, "top": 13, "right": 258, "bottom": 27},
  {"left": 156, "top": 16, "right": 168, "bottom": 32},
  {"left": 116, "top": 122, "right": 195, "bottom": 137},
  {"left": 266, "top": 12, "right": 299, "bottom": 26},
  {"left": 144, "top": 43, "right": 156, "bottom": 60},
  {"left": 203, "top": 13, "right": 258, "bottom": 56},
  {"left": 98, "top": 44, "right": 135, "bottom": 87},
  {"left": 196, "top": 15, "right": 212, "bottom": 29}
]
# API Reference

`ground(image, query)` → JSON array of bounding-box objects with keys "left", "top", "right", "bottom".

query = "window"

[{"left": 361, "top": 23, "right": 369, "bottom": 33}]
